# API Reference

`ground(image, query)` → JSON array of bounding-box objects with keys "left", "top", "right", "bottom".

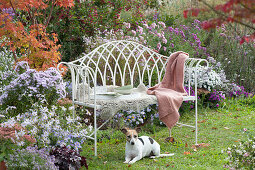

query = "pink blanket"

[{"left": 147, "top": 51, "right": 189, "bottom": 129}]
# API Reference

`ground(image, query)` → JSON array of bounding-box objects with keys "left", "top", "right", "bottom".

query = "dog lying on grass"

[{"left": 121, "top": 127, "right": 174, "bottom": 164}]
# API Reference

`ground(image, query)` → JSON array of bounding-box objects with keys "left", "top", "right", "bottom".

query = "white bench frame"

[{"left": 57, "top": 40, "right": 208, "bottom": 156}]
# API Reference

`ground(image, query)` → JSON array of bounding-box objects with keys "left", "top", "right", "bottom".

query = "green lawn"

[{"left": 81, "top": 99, "right": 255, "bottom": 169}]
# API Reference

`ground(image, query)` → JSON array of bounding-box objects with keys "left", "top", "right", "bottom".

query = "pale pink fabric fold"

[{"left": 147, "top": 51, "right": 189, "bottom": 129}]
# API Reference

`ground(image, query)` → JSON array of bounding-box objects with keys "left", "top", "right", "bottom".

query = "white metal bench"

[{"left": 57, "top": 40, "right": 208, "bottom": 156}]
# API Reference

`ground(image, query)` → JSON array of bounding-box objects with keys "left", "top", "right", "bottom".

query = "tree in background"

[
  {"left": 183, "top": 0, "right": 255, "bottom": 44},
  {"left": 51, "top": 0, "right": 153, "bottom": 62},
  {"left": 0, "top": 0, "right": 160, "bottom": 68},
  {"left": 0, "top": 0, "right": 74, "bottom": 70}
]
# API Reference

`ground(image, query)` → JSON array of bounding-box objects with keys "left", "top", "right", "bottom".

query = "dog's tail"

[{"left": 150, "top": 153, "right": 174, "bottom": 158}]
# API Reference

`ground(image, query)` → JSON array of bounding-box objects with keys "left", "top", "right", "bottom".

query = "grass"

[{"left": 81, "top": 99, "right": 255, "bottom": 169}]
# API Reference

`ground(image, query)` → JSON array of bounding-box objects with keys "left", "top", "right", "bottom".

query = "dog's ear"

[
  {"left": 121, "top": 127, "right": 128, "bottom": 134},
  {"left": 135, "top": 127, "right": 141, "bottom": 133}
]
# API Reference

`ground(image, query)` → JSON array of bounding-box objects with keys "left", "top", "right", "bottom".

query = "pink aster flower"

[
  {"left": 151, "top": 23, "right": 157, "bottom": 29},
  {"left": 137, "top": 26, "right": 143, "bottom": 34},
  {"left": 156, "top": 33, "right": 162, "bottom": 37},
  {"left": 131, "top": 30, "right": 136, "bottom": 36},
  {"left": 243, "top": 152, "right": 249, "bottom": 157},
  {"left": 162, "top": 38, "right": 167, "bottom": 44},
  {"left": 143, "top": 23, "right": 149, "bottom": 29},
  {"left": 158, "top": 21, "right": 166, "bottom": 28},
  {"left": 123, "top": 22, "right": 131, "bottom": 29},
  {"left": 157, "top": 42, "right": 161, "bottom": 51},
  {"left": 139, "top": 36, "right": 144, "bottom": 42}
]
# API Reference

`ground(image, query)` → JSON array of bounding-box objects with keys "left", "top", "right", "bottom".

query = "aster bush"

[
  {"left": 227, "top": 83, "right": 252, "bottom": 98},
  {"left": 6, "top": 146, "right": 57, "bottom": 170},
  {"left": 0, "top": 61, "right": 66, "bottom": 117},
  {"left": 0, "top": 46, "right": 15, "bottom": 95},
  {"left": 1, "top": 103, "right": 92, "bottom": 151},
  {"left": 52, "top": 0, "right": 150, "bottom": 62},
  {"left": 225, "top": 135, "right": 255, "bottom": 169},
  {"left": 0, "top": 122, "right": 37, "bottom": 162},
  {"left": 0, "top": 123, "right": 36, "bottom": 146},
  {"left": 204, "top": 89, "right": 225, "bottom": 108},
  {"left": 114, "top": 109, "right": 147, "bottom": 128},
  {"left": 184, "top": 66, "right": 224, "bottom": 92}
]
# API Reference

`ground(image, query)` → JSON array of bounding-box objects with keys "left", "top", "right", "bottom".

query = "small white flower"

[
  {"left": 52, "top": 105, "right": 57, "bottom": 111},
  {"left": 69, "top": 106, "right": 74, "bottom": 110},
  {"left": 3, "top": 117, "right": 16, "bottom": 128},
  {"left": 61, "top": 106, "right": 67, "bottom": 111},
  {"left": 15, "top": 130, "right": 20, "bottom": 141},
  {"left": 18, "top": 129, "right": 26, "bottom": 137},
  {"left": 60, "top": 141, "right": 66, "bottom": 147},
  {"left": 48, "top": 111, "right": 55, "bottom": 117},
  {"left": 30, "top": 127, "right": 38, "bottom": 136},
  {"left": 21, "top": 118, "right": 31, "bottom": 127},
  {"left": 236, "top": 150, "right": 242, "bottom": 155},
  {"left": 88, "top": 124, "right": 93, "bottom": 131},
  {"left": 66, "top": 116, "right": 74, "bottom": 124},
  {"left": 17, "top": 141, "right": 25, "bottom": 146}
]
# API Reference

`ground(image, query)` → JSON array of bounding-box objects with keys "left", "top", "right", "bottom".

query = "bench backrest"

[
  {"left": 58, "top": 40, "right": 208, "bottom": 100},
  {"left": 69, "top": 40, "right": 170, "bottom": 87}
]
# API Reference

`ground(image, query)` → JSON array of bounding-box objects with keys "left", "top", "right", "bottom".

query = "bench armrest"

[
  {"left": 185, "top": 58, "right": 209, "bottom": 97},
  {"left": 57, "top": 62, "right": 97, "bottom": 103}
]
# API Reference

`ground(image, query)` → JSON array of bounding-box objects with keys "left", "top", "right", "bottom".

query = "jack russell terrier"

[{"left": 121, "top": 127, "right": 174, "bottom": 164}]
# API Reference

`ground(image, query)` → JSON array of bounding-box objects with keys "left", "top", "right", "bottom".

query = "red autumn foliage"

[
  {"left": 0, "top": 0, "right": 74, "bottom": 70},
  {"left": 0, "top": 123, "right": 36, "bottom": 144},
  {"left": 183, "top": 0, "right": 255, "bottom": 44}
]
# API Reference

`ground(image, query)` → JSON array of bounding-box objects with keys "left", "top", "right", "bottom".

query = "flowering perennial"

[
  {"left": 0, "top": 61, "right": 66, "bottom": 115},
  {"left": 184, "top": 66, "right": 223, "bottom": 92},
  {"left": 228, "top": 83, "right": 251, "bottom": 98},
  {"left": 225, "top": 136, "right": 255, "bottom": 169},
  {"left": 1, "top": 104, "right": 91, "bottom": 151},
  {"left": 6, "top": 146, "right": 57, "bottom": 170}
]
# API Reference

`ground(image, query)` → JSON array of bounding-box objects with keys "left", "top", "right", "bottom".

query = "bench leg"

[
  {"left": 94, "top": 106, "right": 97, "bottom": 156},
  {"left": 72, "top": 103, "right": 76, "bottom": 118},
  {"left": 195, "top": 100, "right": 198, "bottom": 145},
  {"left": 169, "top": 128, "right": 172, "bottom": 137}
]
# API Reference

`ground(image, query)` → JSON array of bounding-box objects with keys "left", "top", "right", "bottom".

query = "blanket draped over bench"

[{"left": 147, "top": 51, "right": 189, "bottom": 129}]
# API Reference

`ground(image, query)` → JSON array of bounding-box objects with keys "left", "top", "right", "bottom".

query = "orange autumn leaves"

[
  {"left": 0, "top": 0, "right": 74, "bottom": 70},
  {"left": 0, "top": 20, "right": 61, "bottom": 70},
  {"left": 0, "top": 0, "right": 74, "bottom": 11}
]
